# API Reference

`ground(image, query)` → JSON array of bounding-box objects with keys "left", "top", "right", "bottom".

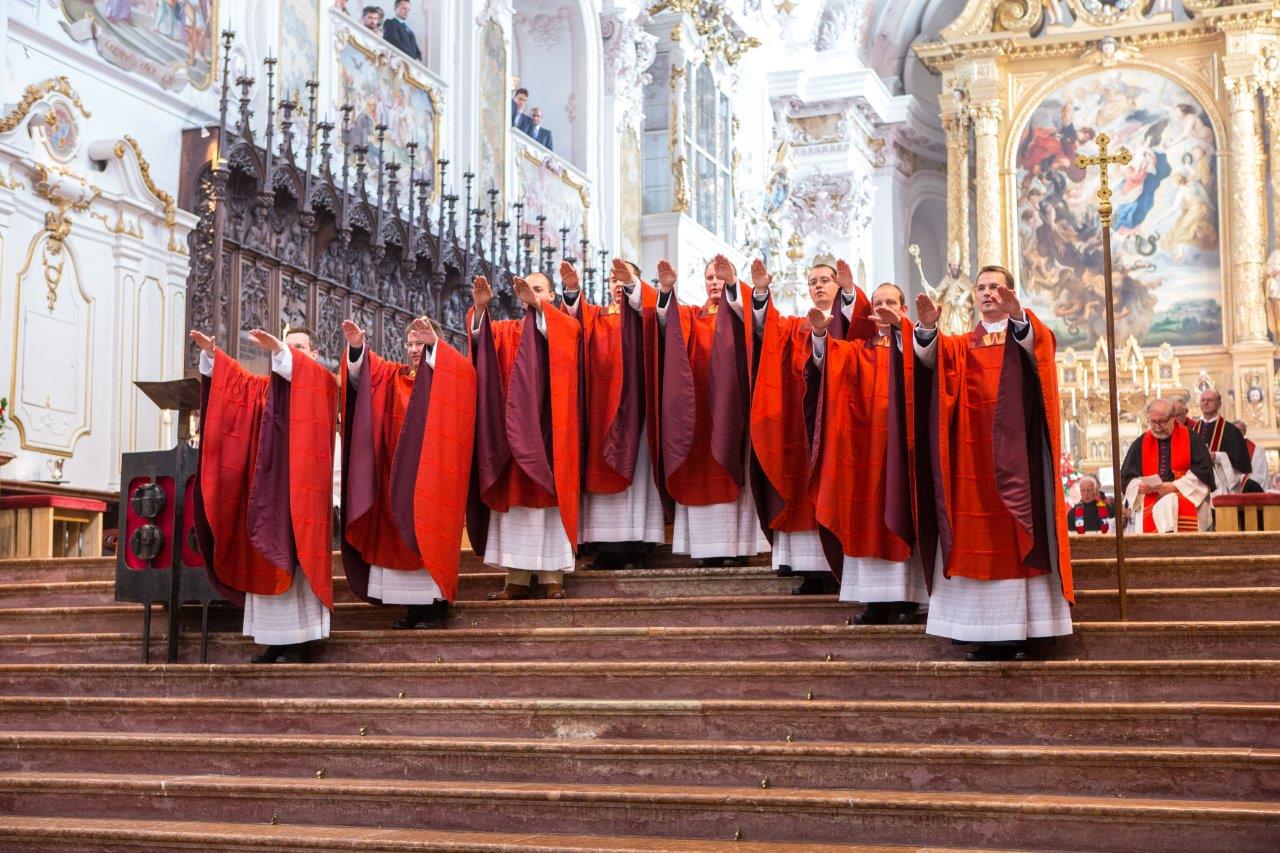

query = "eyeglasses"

[{"left": 1149, "top": 416, "right": 1172, "bottom": 426}]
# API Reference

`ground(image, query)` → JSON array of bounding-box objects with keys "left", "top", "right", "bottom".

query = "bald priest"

[{"left": 1121, "top": 398, "right": 1215, "bottom": 533}]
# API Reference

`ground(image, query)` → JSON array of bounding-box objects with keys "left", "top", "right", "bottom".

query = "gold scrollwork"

[
  {"left": 671, "top": 154, "right": 690, "bottom": 213},
  {"left": 32, "top": 163, "right": 99, "bottom": 310},
  {"left": 0, "top": 76, "right": 92, "bottom": 135},
  {"left": 996, "top": 0, "right": 1044, "bottom": 34},
  {"left": 517, "top": 144, "right": 591, "bottom": 211},
  {"left": 114, "top": 134, "right": 181, "bottom": 252}
]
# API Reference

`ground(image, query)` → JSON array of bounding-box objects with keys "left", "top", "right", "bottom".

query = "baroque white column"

[
  {"left": 970, "top": 102, "right": 1003, "bottom": 268},
  {"left": 1226, "top": 75, "right": 1269, "bottom": 344},
  {"left": 942, "top": 112, "right": 971, "bottom": 273}
]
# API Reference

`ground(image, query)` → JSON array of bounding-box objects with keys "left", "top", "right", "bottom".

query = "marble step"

[
  {"left": 1, "top": 695, "right": 1273, "bottom": 747},
  {"left": 3, "top": 620, "right": 1280, "bottom": 666},
  {"left": 0, "top": 815, "right": 913, "bottom": 852},
  {"left": 3, "top": 730, "right": 1276, "bottom": 802},
  {"left": 1, "top": 771, "right": 1276, "bottom": 851},
  {"left": 2, "top": 587, "right": 1278, "bottom": 636},
  {"left": 6, "top": 556, "right": 1280, "bottom": 609},
  {"left": 1, "top": 659, "right": 1277, "bottom": 702},
  {"left": 5, "top": 549, "right": 1280, "bottom": 590}
]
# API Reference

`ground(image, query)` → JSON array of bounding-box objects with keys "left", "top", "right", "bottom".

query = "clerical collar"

[
  {"left": 1201, "top": 416, "right": 1218, "bottom": 425},
  {"left": 980, "top": 319, "right": 1008, "bottom": 333}
]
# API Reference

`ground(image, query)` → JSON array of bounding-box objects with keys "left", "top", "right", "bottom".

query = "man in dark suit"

[
  {"left": 529, "top": 107, "right": 553, "bottom": 150},
  {"left": 511, "top": 88, "right": 534, "bottom": 135},
  {"left": 382, "top": 0, "right": 421, "bottom": 61}
]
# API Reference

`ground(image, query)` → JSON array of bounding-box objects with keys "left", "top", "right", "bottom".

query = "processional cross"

[{"left": 1075, "top": 132, "right": 1133, "bottom": 620}]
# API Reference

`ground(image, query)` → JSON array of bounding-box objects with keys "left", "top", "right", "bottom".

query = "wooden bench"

[
  {"left": 1212, "top": 493, "right": 1280, "bottom": 532},
  {"left": 0, "top": 495, "right": 107, "bottom": 558}
]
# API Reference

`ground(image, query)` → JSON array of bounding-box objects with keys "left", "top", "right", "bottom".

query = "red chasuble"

[
  {"left": 194, "top": 348, "right": 338, "bottom": 609},
  {"left": 1138, "top": 424, "right": 1200, "bottom": 533},
  {"left": 918, "top": 312, "right": 1074, "bottom": 601},
  {"left": 749, "top": 292, "right": 874, "bottom": 533},
  {"left": 341, "top": 342, "right": 477, "bottom": 603},
  {"left": 576, "top": 283, "right": 658, "bottom": 494},
  {"left": 644, "top": 289, "right": 752, "bottom": 508},
  {"left": 467, "top": 306, "right": 582, "bottom": 553},
  {"left": 809, "top": 323, "right": 916, "bottom": 566}
]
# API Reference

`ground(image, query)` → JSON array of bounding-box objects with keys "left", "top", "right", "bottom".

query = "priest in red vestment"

[
  {"left": 191, "top": 326, "right": 338, "bottom": 663},
  {"left": 469, "top": 272, "right": 582, "bottom": 600},
  {"left": 748, "top": 258, "right": 870, "bottom": 594},
  {"left": 807, "top": 283, "right": 928, "bottom": 624},
  {"left": 648, "top": 254, "right": 767, "bottom": 567},
  {"left": 559, "top": 259, "right": 665, "bottom": 569},
  {"left": 340, "top": 316, "right": 476, "bottom": 629},
  {"left": 912, "top": 266, "right": 1073, "bottom": 661},
  {"left": 1120, "top": 398, "right": 1214, "bottom": 533}
]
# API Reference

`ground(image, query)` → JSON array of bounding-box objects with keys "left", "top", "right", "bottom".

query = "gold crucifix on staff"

[{"left": 1076, "top": 132, "right": 1133, "bottom": 620}]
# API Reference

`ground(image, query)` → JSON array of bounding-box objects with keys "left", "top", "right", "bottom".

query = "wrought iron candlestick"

[
  {"left": 487, "top": 186, "right": 499, "bottom": 266},
  {"left": 261, "top": 57, "right": 277, "bottom": 200}
]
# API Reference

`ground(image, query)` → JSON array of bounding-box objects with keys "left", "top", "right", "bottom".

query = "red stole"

[
  {"left": 579, "top": 283, "right": 658, "bottom": 494},
  {"left": 810, "top": 329, "right": 913, "bottom": 562},
  {"left": 1139, "top": 424, "right": 1199, "bottom": 533},
  {"left": 926, "top": 314, "right": 1074, "bottom": 600},
  {"left": 750, "top": 300, "right": 818, "bottom": 531},
  {"left": 469, "top": 306, "right": 582, "bottom": 550},
  {"left": 198, "top": 349, "right": 337, "bottom": 608},
  {"left": 341, "top": 344, "right": 476, "bottom": 601},
  {"left": 1198, "top": 417, "right": 1226, "bottom": 453},
  {"left": 646, "top": 290, "right": 752, "bottom": 507}
]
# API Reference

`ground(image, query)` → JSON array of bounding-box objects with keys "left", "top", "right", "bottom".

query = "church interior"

[{"left": 0, "top": 1, "right": 1278, "bottom": 850}]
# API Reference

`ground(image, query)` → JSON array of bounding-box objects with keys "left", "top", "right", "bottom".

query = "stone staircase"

[{"left": 0, "top": 533, "right": 1276, "bottom": 851}]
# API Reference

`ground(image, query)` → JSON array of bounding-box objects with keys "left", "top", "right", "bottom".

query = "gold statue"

[{"left": 910, "top": 241, "right": 973, "bottom": 336}]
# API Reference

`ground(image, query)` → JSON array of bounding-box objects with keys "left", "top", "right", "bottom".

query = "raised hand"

[
  {"left": 916, "top": 292, "right": 941, "bottom": 329},
  {"left": 408, "top": 316, "right": 438, "bottom": 348},
  {"left": 657, "top": 259, "right": 676, "bottom": 294},
  {"left": 559, "top": 260, "right": 581, "bottom": 293},
  {"left": 807, "top": 306, "right": 831, "bottom": 337},
  {"left": 750, "top": 258, "right": 773, "bottom": 293},
  {"left": 994, "top": 283, "right": 1024, "bottom": 320},
  {"left": 712, "top": 254, "right": 736, "bottom": 286},
  {"left": 189, "top": 329, "right": 215, "bottom": 354},
  {"left": 247, "top": 329, "right": 285, "bottom": 354},
  {"left": 874, "top": 306, "right": 901, "bottom": 329},
  {"left": 472, "top": 275, "right": 493, "bottom": 312},
  {"left": 341, "top": 319, "right": 366, "bottom": 349},
  {"left": 513, "top": 276, "right": 541, "bottom": 310},
  {"left": 835, "top": 259, "right": 855, "bottom": 293},
  {"left": 611, "top": 257, "right": 635, "bottom": 285}
]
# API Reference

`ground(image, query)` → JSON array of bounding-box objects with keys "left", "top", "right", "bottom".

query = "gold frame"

[
  {"left": 56, "top": 1, "right": 221, "bottom": 91},
  {"left": 0, "top": 76, "right": 91, "bottom": 135},
  {"left": 335, "top": 25, "right": 443, "bottom": 199},
  {"left": 514, "top": 140, "right": 590, "bottom": 240}
]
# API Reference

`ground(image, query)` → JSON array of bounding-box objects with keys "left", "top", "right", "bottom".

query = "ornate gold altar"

[{"left": 917, "top": 0, "right": 1280, "bottom": 477}]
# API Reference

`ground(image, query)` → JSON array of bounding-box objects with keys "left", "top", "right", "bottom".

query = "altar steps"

[{"left": 0, "top": 531, "right": 1274, "bottom": 850}]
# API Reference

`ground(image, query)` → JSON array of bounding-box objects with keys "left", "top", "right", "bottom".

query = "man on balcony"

[
  {"left": 529, "top": 107, "right": 553, "bottom": 151},
  {"left": 382, "top": 0, "right": 422, "bottom": 61}
]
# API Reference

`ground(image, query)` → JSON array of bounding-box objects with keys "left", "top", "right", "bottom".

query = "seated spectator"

[
  {"left": 529, "top": 107, "right": 553, "bottom": 150},
  {"left": 1170, "top": 394, "right": 1191, "bottom": 428},
  {"left": 1120, "top": 398, "right": 1215, "bottom": 533},
  {"left": 1235, "top": 420, "right": 1268, "bottom": 493},
  {"left": 383, "top": 0, "right": 421, "bottom": 61},
  {"left": 362, "top": 5, "right": 384, "bottom": 35},
  {"left": 511, "top": 87, "right": 534, "bottom": 134},
  {"left": 1065, "top": 475, "right": 1113, "bottom": 534}
]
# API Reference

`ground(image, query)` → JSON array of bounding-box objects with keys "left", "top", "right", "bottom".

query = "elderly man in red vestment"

[
  {"left": 807, "top": 282, "right": 929, "bottom": 624},
  {"left": 339, "top": 316, "right": 477, "bottom": 629},
  {"left": 649, "top": 254, "right": 767, "bottom": 567},
  {"left": 558, "top": 259, "right": 665, "bottom": 569},
  {"left": 469, "top": 272, "right": 582, "bottom": 600},
  {"left": 912, "top": 265, "right": 1074, "bottom": 661},
  {"left": 1120, "top": 398, "right": 1214, "bottom": 533},
  {"left": 190, "top": 325, "right": 338, "bottom": 664},
  {"left": 748, "top": 258, "right": 870, "bottom": 594}
]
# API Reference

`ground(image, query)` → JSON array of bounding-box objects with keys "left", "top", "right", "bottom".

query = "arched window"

[{"left": 687, "top": 64, "right": 733, "bottom": 238}]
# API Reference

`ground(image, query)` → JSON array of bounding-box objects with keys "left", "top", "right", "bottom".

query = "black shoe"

[
  {"left": 392, "top": 605, "right": 431, "bottom": 630},
  {"left": 791, "top": 576, "right": 828, "bottom": 595},
  {"left": 250, "top": 645, "right": 283, "bottom": 663},
  {"left": 776, "top": 564, "right": 794, "bottom": 577},
  {"left": 277, "top": 643, "right": 308, "bottom": 663},
  {"left": 696, "top": 557, "right": 728, "bottom": 568},
  {"left": 894, "top": 603, "right": 922, "bottom": 625},
  {"left": 590, "top": 553, "right": 623, "bottom": 570},
  {"left": 965, "top": 643, "right": 1027, "bottom": 662},
  {"left": 852, "top": 603, "right": 894, "bottom": 625}
]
